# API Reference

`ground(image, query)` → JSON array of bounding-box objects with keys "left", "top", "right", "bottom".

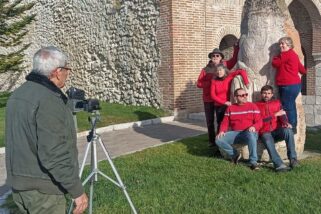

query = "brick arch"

[
  {"left": 219, "top": 34, "right": 238, "bottom": 60},
  {"left": 214, "top": 26, "right": 240, "bottom": 47},
  {"left": 289, "top": 0, "right": 321, "bottom": 95},
  {"left": 294, "top": 0, "right": 321, "bottom": 53}
]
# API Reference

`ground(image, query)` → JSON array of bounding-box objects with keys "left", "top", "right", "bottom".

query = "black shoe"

[
  {"left": 213, "top": 149, "right": 222, "bottom": 158},
  {"left": 275, "top": 164, "right": 291, "bottom": 173},
  {"left": 290, "top": 159, "right": 299, "bottom": 168},
  {"left": 231, "top": 153, "right": 241, "bottom": 164},
  {"left": 250, "top": 164, "right": 260, "bottom": 171}
]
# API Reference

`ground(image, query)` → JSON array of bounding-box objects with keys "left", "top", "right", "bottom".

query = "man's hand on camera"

[{"left": 73, "top": 193, "right": 88, "bottom": 214}]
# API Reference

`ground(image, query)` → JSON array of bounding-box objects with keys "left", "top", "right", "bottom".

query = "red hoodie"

[
  {"left": 210, "top": 69, "right": 249, "bottom": 106},
  {"left": 272, "top": 49, "right": 306, "bottom": 86},
  {"left": 197, "top": 46, "right": 239, "bottom": 102},
  {"left": 219, "top": 102, "right": 262, "bottom": 133},
  {"left": 255, "top": 99, "right": 287, "bottom": 135}
]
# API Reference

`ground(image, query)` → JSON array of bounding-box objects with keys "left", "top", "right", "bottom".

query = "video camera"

[{"left": 66, "top": 87, "right": 100, "bottom": 113}]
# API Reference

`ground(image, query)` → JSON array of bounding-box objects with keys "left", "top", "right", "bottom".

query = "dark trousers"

[
  {"left": 278, "top": 84, "right": 301, "bottom": 129},
  {"left": 204, "top": 102, "right": 215, "bottom": 144},
  {"left": 215, "top": 105, "right": 227, "bottom": 132},
  {"left": 12, "top": 189, "right": 66, "bottom": 214}
]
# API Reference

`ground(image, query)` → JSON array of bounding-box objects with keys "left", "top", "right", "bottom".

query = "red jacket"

[
  {"left": 197, "top": 69, "right": 215, "bottom": 102},
  {"left": 197, "top": 46, "right": 239, "bottom": 102},
  {"left": 272, "top": 49, "right": 306, "bottom": 86},
  {"left": 255, "top": 99, "right": 287, "bottom": 135},
  {"left": 210, "top": 69, "right": 249, "bottom": 106},
  {"left": 219, "top": 102, "right": 262, "bottom": 133}
]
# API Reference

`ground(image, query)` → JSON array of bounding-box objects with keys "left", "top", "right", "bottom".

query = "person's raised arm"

[
  {"left": 225, "top": 41, "right": 240, "bottom": 70},
  {"left": 197, "top": 69, "right": 209, "bottom": 88}
]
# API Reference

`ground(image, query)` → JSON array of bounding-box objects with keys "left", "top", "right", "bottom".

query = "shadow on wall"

[{"left": 175, "top": 80, "right": 202, "bottom": 112}]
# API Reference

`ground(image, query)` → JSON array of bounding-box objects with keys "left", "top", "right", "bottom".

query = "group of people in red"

[{"left": 197, "top": 36, "right": 307, "bottom": 172}]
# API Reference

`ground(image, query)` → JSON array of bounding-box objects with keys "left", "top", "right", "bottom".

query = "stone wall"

[
  {"left": 0, "top": 0, "right": 162, "bottom": 107},
  {"left": 303, "top": 54, "right": 321, "bottom": 126},
  {"left": 1, "top": 0, "right": 321, "bottom": 127}
]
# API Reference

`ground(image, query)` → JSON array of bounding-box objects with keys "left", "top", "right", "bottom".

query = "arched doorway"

[
  {"left": 219, "top": 34, "right": 238, "bottom": 61},
  {"left": 289, "top": 0, "right": 321, "bottom": 96}
]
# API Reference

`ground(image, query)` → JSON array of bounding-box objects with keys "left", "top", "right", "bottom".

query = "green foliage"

[{"left": 0, "top": 0, "right": 35, "bottom": 73}]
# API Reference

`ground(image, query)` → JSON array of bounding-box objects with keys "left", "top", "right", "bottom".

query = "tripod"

[{"left": 68, "top": 111, "right": 137, "bottom": 214}]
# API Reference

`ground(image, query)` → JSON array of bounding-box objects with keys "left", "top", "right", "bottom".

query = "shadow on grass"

[
  {"left": 178, "top": 134, "right": 214, "bottom": 157},
  {"left": 305, "top": 129, "right": 321, "bottom": 153}
]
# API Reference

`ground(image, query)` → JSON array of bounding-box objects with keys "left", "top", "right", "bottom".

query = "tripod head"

[{"left": 87, "top": 110, "right": 101, "bottom": 142}]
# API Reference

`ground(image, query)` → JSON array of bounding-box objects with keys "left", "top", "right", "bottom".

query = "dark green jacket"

[{"left": 5, "top": 72, "right": 83, "bottom": 198}]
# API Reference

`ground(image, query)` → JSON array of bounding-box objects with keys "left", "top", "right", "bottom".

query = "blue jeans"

[
  {"left": 216, "top": 131, "right": 258, "bottom": 165},
  {"left": 278, "top": 84, "right": 301, "bottom": 129},
  {"left": 260, "top": 128, "right": 297, "bottom": 168}
]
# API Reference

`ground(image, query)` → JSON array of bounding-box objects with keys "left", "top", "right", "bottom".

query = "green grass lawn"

[
  {"left": 2, "top": 130, "right": 321, "bottom": 213},
  {"left": 77, "top": 131, "right": 321, "bottom": 214},
  {"left": 73, "top": 131, "right": 321, "bottom": 213},
  {"left": 0, "top": 93, "right": 170, "bottom": 147}
]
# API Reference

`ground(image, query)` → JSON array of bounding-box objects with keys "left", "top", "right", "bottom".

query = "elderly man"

[
  {"left": 216, "top": 88, "right": 262, "bottom": 170},
  {"left": 5, "top": 46, "right": 88, "bottom": 214},
  {"left": 255, "top": 85, "right": 297, "bottom": 172}
]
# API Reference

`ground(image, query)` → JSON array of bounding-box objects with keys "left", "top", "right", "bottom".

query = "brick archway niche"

[{"left": 228, "top": 0, "right": 306, "bottom": 162}]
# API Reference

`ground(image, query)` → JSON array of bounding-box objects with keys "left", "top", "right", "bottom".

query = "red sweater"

[
  {"left": 272, "top": 49, "right": 306, "bottom": 86},
  {"left": 197, "top": 46, "right": 239, "bottom": 102},
  {"left": 197, "top": 69, "right": 214, "bottom": 102},
  {"left": 219, "top": 102, "right": 262, "bottom": 133},
  {"left": 255, "top": 100, "right": 287, "bottom": 135},
  {"left": 210, "top": 69, "right": 249, "bottom": 106}
]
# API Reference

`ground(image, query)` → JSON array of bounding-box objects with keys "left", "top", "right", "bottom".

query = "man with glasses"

[
  {"left": 216, "top": 88, "right": 262, "bottom": 170},
  {"left": 5, "top": 46, "right": 88, "bottom": 214},
  {"left": 255, "top": 85, "right": 297, "bottom": 172}
]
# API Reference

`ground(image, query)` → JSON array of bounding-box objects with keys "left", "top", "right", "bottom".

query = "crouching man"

[
  {"left": 255, "top": 85, "right": 298, "bottom": 172},
  {"left": 216, "top": 88, "right": 262, "bottom": 170}
]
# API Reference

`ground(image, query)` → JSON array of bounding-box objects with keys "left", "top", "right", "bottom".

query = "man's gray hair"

[{"left": 32, "top": 46, "right": 68, "bottom": 77}]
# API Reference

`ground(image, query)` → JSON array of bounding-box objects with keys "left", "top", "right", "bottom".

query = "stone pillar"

[
  {"left": 230, "top": 0, "right": 306, "bottom": 161},
  {"left": 313, "top": 53, "right": 321, "bottom": 126}
]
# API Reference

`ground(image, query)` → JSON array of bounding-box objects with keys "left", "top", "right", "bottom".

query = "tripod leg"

[
  {"left": 79, "top": 140, "right": 92, "bottom": 177},
  {"left": 97, "top": 137, "right": 138, "bottom": 214},
  {"left": 89, "top": 179, "right": 94, "bottom": 214},
  {"left": 68, "top": 141, "right": 92, "bottom": 214}
]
